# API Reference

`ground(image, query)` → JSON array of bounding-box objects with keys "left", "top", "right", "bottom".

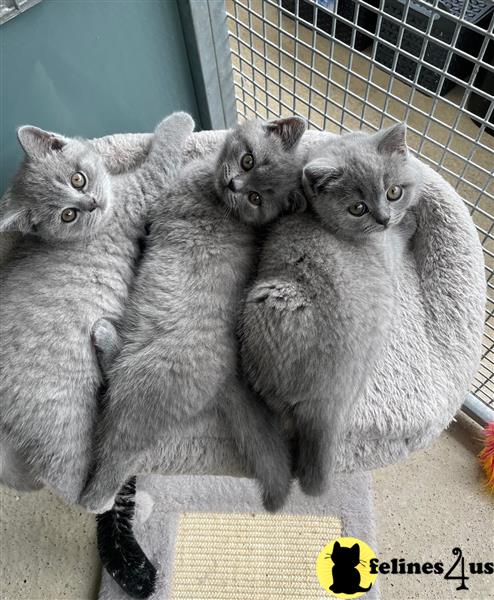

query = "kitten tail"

[{"left": 96, "top": 477, "right": 157, "bottom": 600}]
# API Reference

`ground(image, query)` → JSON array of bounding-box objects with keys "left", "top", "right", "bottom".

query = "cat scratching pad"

[
  {"left": 172, "top": 513, "right": 341, "bottom": 600},
  {"left": 86, "top": 128, "right": 485, "bottom": 477},
  {"left": 98, "top": 473, "right": 378, "bottom": 600}
]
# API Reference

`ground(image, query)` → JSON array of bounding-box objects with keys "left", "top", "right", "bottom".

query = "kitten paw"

[
  {"left": 248, "top": 281, "right": 307, "bottom": 310},
  {"left": 85, "top": 497, "right": 116, "bottom": 515},
  {"left": 255, "top": 281, "right": 287, "bottom": 302},
  {"left": 297, "top": 465, "right": 327, "bottom": 497},
  {"left": 135, "top": 490, "right": 155, "bottom": 525},
  {"left": 248, "top": 281, "right": 289, "bottom": 303},
  {"left": 80, "top": 479, "right": 118, "bottom": 514},
  {"left": 261, "top": 457, "right": 292, "bottom": 512},
  {"left": 262, "top": 485, "right": 290, "bottom": 512},
  {"left": 91, "top": 318, "right": 120, "bottom": 374},
  {"left": 91, "top": 317, "right": 117, "bottom": 350},
  {"left": 158, "top": 112, "right": 195, "bottom": 137}
]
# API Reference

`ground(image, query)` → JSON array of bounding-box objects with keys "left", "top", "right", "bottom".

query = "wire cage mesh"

[{"left": 225, "top": 0, "right": 494, "bottom": 408}]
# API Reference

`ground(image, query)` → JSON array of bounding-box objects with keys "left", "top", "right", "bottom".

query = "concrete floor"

[
  {"left": 1, "top": 414, "right": 492, "bottom": 600},
  {"left": 374, "top": 413, "right": 493, "bottom": 600},
  {"left": 0, "top": 487, "right": 100, "bottom": 600}
]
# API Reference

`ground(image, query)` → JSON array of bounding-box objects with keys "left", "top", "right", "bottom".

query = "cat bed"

[{"left": 86, "top": 129, "right": 485, "bottom": 476}]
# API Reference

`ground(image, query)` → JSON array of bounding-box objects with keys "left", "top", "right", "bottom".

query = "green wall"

[{"left": 0, "top": 0, "right": 201, "bottom": 194}]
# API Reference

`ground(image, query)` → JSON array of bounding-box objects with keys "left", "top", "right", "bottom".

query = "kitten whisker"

[{"left": 222, "top": 205, "right": 233, "bottom": 221}]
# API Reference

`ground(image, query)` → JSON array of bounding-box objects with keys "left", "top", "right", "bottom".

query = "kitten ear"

[
  {"left": 17, "top": 126, "right": 67, "bottom": 158},
  {"left": 351, "top": 543, "right": 360, "bottom": 552},
  {"left": 264, "top": 116, "right": 307, "bottom": 150},
  {"left": 333, "top": 541, "right": 341, "bottom": 550},
  {"left": 303, "top": 160, "right": 343, "bottom": 194},
  {"left": 0, "top": 207, "right": 31, "bottom": 233},
  {"left": 374, "top": 122, "right": 408, "bottom": 157}
]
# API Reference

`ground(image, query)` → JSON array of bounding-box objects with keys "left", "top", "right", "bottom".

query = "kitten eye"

[
  {"left": 61, "top": 208, "right": 78, "bottom": 223},
  {"left": 386, "top": 184, "right": 403, "bottom": 201},
  {"left": 348, "top": 202, "right": 368, "bottom": 217},
  {"left": 241, "top": 153, "right": 254, "bottom": 171},
  {"left": 248, "top": 191, "right": 262, "bottom": 206},
  {"left": 71, "top": 172, "right": 87, "bottom": 189}
]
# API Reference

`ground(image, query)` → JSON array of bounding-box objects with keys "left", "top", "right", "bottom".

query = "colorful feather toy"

[{"left": 479, "top": 421, "right": 494, "bottom": 492}]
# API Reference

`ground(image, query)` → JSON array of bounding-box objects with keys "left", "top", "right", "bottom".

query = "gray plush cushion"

[{"left": 2, "top": 129, "right": 485, "bottom": 476}]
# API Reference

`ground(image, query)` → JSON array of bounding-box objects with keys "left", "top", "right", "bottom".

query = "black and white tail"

[{"left": 96, "top": 477, "right": 156, "bottom": 600}]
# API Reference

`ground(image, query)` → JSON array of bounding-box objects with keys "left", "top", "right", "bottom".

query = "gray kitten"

[
  {"left": 81, "top": 117, "right": 307, "bottom": 513},
  {"left": 0, "top": 112, "right": 194, "bottom": 503},
  {"left": 240, "top": 123, "right": 422, "bottom": 495}
]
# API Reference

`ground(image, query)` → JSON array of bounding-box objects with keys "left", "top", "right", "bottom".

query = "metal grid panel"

[{"left": 225, "top": 0, "right": 494, "bottom": 407}]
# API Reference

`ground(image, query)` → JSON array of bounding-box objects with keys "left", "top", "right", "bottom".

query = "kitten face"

[
  {"left": 214, "top": 117, "right": 307, "bottom": 226},
  {"left": 303, "top": 123, "right": 421, "bottom": 239},
  {"left": 0, "top": 126, "right": 113, "bottom": 241}
]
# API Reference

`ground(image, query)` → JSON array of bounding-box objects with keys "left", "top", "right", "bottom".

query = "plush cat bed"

[{"left": 86, "top": 129, "right": 485, "bottom": 476}]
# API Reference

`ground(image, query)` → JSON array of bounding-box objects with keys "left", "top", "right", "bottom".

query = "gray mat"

[{"left": 99, "top": 473, "right": 378, "bottom": 600}]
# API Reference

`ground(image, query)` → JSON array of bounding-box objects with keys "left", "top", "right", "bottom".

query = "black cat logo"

[
  {"left": 316, "top": 536, "right": 377, "bottom": 598},
  {"left": 328, "top": 541, "right": 373, "bottom": 595}
]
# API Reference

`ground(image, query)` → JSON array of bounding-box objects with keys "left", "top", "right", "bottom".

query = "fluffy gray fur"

[
  {"left": 80, "top": 117, "right": 307, "bottom": 513},
  {"left": 54, "top": 128, "right": 483, "bottom": 478},
  {"left": 240, "top": 123, "right": 423, "bottom": 495},
  {"left": 0, "top": 112, "right": 195, "bottom": 503}
]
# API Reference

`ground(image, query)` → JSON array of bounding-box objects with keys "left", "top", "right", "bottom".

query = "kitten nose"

[
  {"left": 227, "top": 177, "right": 243, "bottom": 192},
  {"left": 87, "top": 197, "right": 99, "bottom": 212},
  {"left": 375, "top": 215, "right": 389, "bottom": 226}
]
